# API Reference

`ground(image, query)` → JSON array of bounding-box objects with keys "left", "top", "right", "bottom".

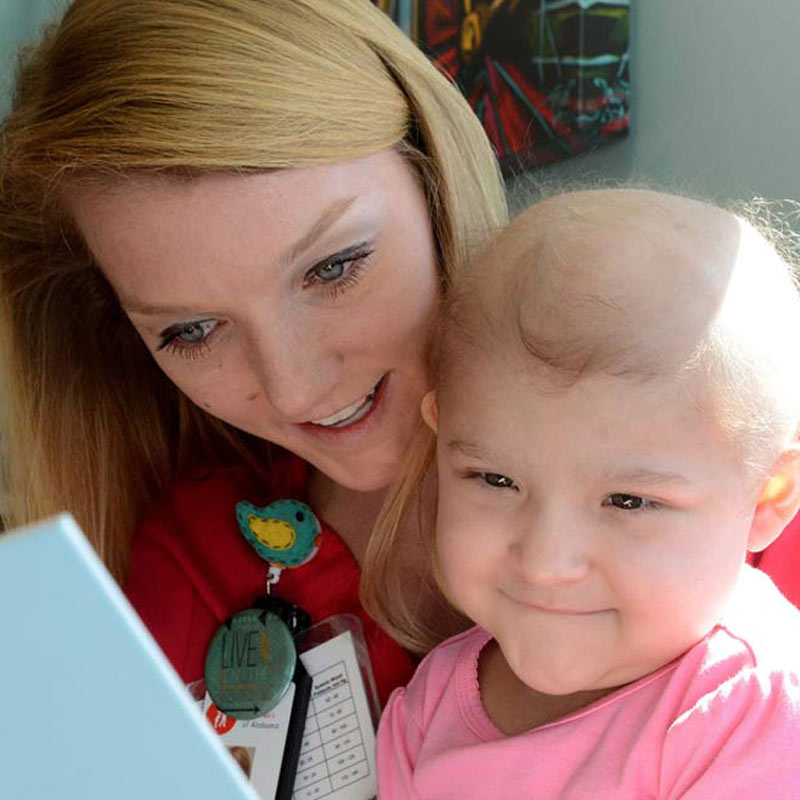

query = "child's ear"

[
  {"left": 420, "top": 390, "right": 438, "bottom": 433},
  {"left": 748, "top": 444, "right": 800, "bottom": 552}
]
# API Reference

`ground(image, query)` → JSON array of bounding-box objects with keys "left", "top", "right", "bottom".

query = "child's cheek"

[{"left": 435, "top": 516, "right": 483, "bottom": 609}]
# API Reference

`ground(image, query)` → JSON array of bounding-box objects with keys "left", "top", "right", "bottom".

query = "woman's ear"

[
  {"left": 748, "top": 444, "right": 800, "bottom": 552},
  {"left": 420, "top": 390, "right": 438, "bottom": 433}
]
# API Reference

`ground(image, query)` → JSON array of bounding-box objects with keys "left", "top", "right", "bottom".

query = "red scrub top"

[
  {"left": 750, "top": 510, "right": 800, "bottom": 610},
  {"left": 124, "top": 452, "right": 416, "bottom": 707}
]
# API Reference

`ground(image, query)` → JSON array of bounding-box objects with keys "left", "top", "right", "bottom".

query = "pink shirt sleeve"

[
  {"left": 376, "top": 686, "right": 425, "bottom": 800},
  {"left": 661, "top": 669, "right": 800, "bottom": 798}
]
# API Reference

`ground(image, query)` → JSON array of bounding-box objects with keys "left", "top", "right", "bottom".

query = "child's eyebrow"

[
  {"left": 445, "top": 441, "right": 692, "bottom": 488},
  {"left": 602, "top": 468, "right": 690, "bottom": 487},
  {"left": 446, "top": 439, "right": 493, "bottom": 460}
]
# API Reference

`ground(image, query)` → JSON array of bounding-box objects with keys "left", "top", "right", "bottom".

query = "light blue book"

[{"left": 0, "top": 513, "right": 259, "bottom": 800}]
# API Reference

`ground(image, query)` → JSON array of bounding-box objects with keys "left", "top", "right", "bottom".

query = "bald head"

[{"left": 443, "top": 189, "right": 800, "bottom": 473}]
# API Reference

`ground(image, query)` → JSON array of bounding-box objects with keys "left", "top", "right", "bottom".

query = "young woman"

[{"left": 0, "top": 0, "right": 507, "bottom": 702}]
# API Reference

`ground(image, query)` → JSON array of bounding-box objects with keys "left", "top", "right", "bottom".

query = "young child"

[{"left": 376, "top": 189, "right": 800, "bottom": 798}]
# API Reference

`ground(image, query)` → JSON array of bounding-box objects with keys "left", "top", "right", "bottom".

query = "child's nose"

[{"left": 510, "top": 512, "right": 591, "bottom": 587}]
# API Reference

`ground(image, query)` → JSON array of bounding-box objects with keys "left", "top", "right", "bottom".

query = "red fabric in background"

[
  {"left": 124, "top": 453, "right": 416, "bottom": 707},
  {"left": 750, "top": 510, "right": 800, "bottom": 610}
]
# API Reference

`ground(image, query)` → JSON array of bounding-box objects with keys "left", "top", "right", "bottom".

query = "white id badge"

[{"left": 198, "top": 614, "right": 380, "bottom": 800}]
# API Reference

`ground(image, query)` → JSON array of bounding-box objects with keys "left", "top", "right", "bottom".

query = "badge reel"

[{"left": 204, "top": 499, "right": 321, "bottom": 797}]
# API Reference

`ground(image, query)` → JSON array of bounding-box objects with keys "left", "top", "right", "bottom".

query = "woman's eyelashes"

[{"left": 302, "top": 242, "right": 374, "bottom": 298}]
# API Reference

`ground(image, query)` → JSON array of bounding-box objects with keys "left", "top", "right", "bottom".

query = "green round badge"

[{"left": 204, "top": 608, "right": 296, "bottom": 720}]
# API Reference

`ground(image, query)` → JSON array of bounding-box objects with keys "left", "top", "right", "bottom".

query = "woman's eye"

[
  {"left": 304, "top": 244, "right": 373, "bottom": 296},
  {"left": 314, "top": 260, "right": 349, "bottom": 282},
  {"left": 176, "top": 319, "right": 217, "bottom": 343},
  {"left": 481, "top": 472, "right": 517, "bottom": 490},
  {"left": 604, "top": 493, "right": 653, "bottom": 511},
  {"left": 157, "top": 319, "right": 219, "bottom": 352}
]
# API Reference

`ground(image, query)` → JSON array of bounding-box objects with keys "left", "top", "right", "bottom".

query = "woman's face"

[{"left": 67, "top": 149, "right": 440, "bottom": 491}]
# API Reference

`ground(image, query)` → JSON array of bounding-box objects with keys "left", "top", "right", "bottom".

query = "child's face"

[{"left": 433, "top": 356, "right": 761, "bottom": 696}]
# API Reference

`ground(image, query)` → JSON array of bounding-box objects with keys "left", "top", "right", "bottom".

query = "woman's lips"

[
  {"left": 298, "top": 374, "right": 389, "bottom": 441},
  {"left": 309, "top": 378, "right": 382, "bottom": 428}
]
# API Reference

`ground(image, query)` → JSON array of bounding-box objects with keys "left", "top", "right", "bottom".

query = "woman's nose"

[
  {"left": 510, "top": 512, "right": 591, "bottom": 587},
  {"left": 249, "top": 323, "right": 341, "bottom": 420}
]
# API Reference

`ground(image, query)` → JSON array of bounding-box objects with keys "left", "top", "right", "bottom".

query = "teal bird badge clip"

[{"left": 235, "top": 498, "right": 322, "bottom": 587}]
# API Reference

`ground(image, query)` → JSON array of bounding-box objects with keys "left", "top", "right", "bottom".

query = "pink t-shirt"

[{"left": 377, "top": 567, "right": 800, "bottom": 799}]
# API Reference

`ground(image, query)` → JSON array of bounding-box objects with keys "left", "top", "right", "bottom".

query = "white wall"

[
  {"left": 511, "top": 0, "right": 800, "bottom": 209},
  {"left": 1, "top": 0, "right": 65, "bottom": 117}
]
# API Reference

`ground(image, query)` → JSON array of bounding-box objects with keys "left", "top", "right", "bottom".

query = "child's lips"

[
  {"left": 530, "top": 604, "right": 603, "bottom": 616},
  {"left": 502, "top": 591, "right": 609, "bottom": 616}
]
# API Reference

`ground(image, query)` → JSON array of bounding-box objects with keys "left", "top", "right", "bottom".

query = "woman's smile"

[
  {"left": 298, "top": 373, "right": 393, "bottom": 447},
  {"left": 306, "top": 374, "right": 385, "bottom": 429}
]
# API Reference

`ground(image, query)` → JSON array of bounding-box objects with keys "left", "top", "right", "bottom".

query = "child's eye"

[
  {"left": 479, "top": 472, "right": 517, "bottom": 490},
  {"left": 603, "top": 493, "right": 658, "bottom": 511}
]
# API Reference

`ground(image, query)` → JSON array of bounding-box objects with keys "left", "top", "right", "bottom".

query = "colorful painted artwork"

[{"left": 374, "top": 0, "right": 630, "bottom": 172}]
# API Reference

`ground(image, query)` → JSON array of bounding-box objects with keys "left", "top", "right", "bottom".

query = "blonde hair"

[
  {"left": 362, "top": 423, "right": 441, "bottom": 652},
  {"left": 0, "top": 0, "right": 507, "bottom": 579}
]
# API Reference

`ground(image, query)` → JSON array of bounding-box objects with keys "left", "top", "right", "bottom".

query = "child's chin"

[
  {"left": 520, "top": 673, "right": 590, "bottom": 697},
  {"left": 505, "top": 651, "right": 606, "bottom": 697}
]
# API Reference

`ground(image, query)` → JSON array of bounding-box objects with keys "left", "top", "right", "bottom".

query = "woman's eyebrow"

[
  {"left": 285, "top": 196, "right": 359, "bottom": 264},
  {"left": 123, "top": 298, "right": 209, "bottom": 316},
  {"left": 119, "top": 196, "right": 360, "bottom": 316}
]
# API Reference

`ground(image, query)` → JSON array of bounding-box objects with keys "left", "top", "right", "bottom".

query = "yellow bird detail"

[{"left": 246, "top": 515, "right": 296, "bottom": 551}]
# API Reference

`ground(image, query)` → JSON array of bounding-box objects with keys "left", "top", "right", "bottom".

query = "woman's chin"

[{"left": 317, "top": 456, "right": 399, "bottom": 494}]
